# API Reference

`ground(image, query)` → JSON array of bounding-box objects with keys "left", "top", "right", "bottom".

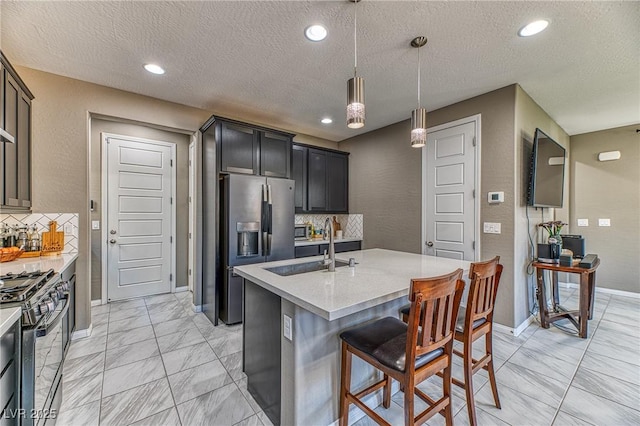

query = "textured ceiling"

[{"left": 1, "top": 1, "right": 638, "bottom": 141}]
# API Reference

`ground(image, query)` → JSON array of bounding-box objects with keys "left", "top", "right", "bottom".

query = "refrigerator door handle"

[
  {"left": 261, "top": 184, "right": 268, "bottom": 257},
  {"left": 266, "top": 184, "right": 273, "bottom": 256}
]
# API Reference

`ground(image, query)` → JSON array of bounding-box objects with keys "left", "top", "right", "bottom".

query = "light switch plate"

[
  {"left": 577, "top": 219, "right": 589, "bottom": 227},
  {"left": 598, "top": 218, "right": 611, "bottom": 227},
  {"left": 283, "top": 314, "right": 292, "bottom": 341},
  {"left": 483, "top": 222, "right": 501, "bottom": 234},
  {"left": 92, "top": 220, "right": 100, "bottom": 230},
  {"left": 64, "top": 223, "right": 74, "bottom": 236}
]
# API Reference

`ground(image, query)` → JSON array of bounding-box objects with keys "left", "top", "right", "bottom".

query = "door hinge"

[
  {"left": 472, "top": 136, "right": 476, "bottom": 147},
  {"left": 188, "top": 232, "right": 191, "bottom": 239},
  {"left": 170, "top": 159, "right": 173, "bottom": 167},
  {"left": 170, "top": 274, "right": 173, "bottom": 282},
  {"left": 188, "top": 268, "right": 192, "bottom": 276},
  {"left": 170, "top": 236, "right": 173, "bottom": 243},
  {"left": 472, "top": 241, "right": 476, "bottom": 250},
  {"left": 472, "top": 190, "right": 475, "bottom": 198},
  {"left": 188, "top": 159, "right": 191, "bottom": 167},
  {"left": 170, "top": 197, "right": 173, "bottom": 205}
]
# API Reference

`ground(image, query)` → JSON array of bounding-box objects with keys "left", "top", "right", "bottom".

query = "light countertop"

[
  {"left": 0, "top": 307, "right": 21, "bottom": 336},
  {"left": 234, "top": 248, "right": 471, "bottom": 321},
  {"left": 0, "top": 253, "right": 78, "bottom": 275},
  {"left": 294, "top": 237, "right": 362, "bottom": 247}
]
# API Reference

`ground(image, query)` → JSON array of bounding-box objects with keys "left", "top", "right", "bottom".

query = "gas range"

[{"left": 0, "top": 268, "right": 65, "bottom": 327}]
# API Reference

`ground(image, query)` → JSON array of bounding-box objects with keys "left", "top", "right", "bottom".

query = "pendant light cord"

[
  {"left": 354, "top": 0, "right": 358, "bottom": 78},
  {"left": 417, "top": 45, "right": 421, "bottom": 108}
]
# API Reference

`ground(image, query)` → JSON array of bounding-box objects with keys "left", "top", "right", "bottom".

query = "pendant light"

[
  {"left": 410, "top": 36, "right": 428, "bottom": 148},
  {"left": 347, "top": 0, "right": 364, "bottom": 129}
]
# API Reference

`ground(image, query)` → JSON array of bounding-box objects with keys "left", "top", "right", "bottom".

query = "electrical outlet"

[
  {"left": 577, "top": 219, "right": 589, "bottom": 227},
  {"left": 283, "top": 314, "right": 292, "bottom": 341},
  {"left": 598, "top": 218, "right": 611, "bottom": 227},
  {"left": 64, "top": 223, "right": 74, "bottom": 236},
  {"left": 92, "top": 221, "right": 100, "bottom": 230}
]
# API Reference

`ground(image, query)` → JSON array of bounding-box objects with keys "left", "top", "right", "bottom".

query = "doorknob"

[
  {"left": 110, "top": 239, "right": 117, "bottom": 244},
  {"left": 426, "top": 241, "right": 434, "bottom": 247},
  {"left": 110, "top": 230, "right": 117, "bottom": 235}
]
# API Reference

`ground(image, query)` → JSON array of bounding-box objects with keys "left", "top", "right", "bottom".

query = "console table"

[{"left": 533, "top": 258, "right": 600, "bottom": 338}]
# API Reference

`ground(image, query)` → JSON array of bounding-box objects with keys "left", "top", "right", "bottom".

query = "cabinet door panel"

[
  {"left": 260, "top": 132, "right": 291, "bottom": 178},
  {"left": 292, "top": 145, "right": 307, "bottom": 211},
  {"left": 307, "top": 149, "right": 327, "bottom": 211},
  {"left": 1, "top": 63, "right": 5, "bottom": 206},
  {"left": 220, "top": 122, "right": 257, "bottom": 174},
  {"left": 18, "top": 92, "right": 31, "bottom": 207},
  {"left": 326, "top": 153, "right": 348, "bottom": 213},
  {"left": 3, "top": 72, "right": 19, "bottom": 206}
]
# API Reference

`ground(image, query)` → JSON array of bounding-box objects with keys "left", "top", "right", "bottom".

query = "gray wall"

[
  {"left": 340, "top": 85, "right": 518, "bottom": 328},
  {"left": 90, "top": 118, "right": 191, "bottom": 300},
  {"left": 569, "top": 124, "right": 640, "bottom": 293},
  {"left": 514, "top": 86, "right": 570, "bottom": 326}
]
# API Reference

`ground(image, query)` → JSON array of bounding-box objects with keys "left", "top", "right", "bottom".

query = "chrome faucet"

[{"left": 323, "top": 217, "right": 335, "bottom": 272}]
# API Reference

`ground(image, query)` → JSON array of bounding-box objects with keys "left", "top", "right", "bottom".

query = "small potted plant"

[{"left": 538, "top": 220, "right": 567, "bottom": 246}]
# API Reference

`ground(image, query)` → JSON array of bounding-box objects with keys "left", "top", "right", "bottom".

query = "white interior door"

[
  {"left": 423, "top": 120, "right": 477, "bottom": 260},
  {"left": 105, "top": 134, "right": 174, "bottom": 301}
]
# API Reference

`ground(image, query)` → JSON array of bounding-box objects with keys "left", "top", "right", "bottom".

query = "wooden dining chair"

[
  {"left": 453, "top": 256, "right": 503, "bottom": 426},
  {"left": 339, "top": 269, "right": 465, "bottom": 426},
  {"left": 398, "top": 257, "right": 503, "bottom": 426}
]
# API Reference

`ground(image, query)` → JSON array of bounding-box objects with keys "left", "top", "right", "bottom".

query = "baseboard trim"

[
  {"left": 494, "top": 315, "right": 535, "bottom": 337},
  {"left": 559, "top": 281, "right": 640, "bottom": 299},
  {"left": 192, "top": 304, "right": 203, "bottom": 313},
  {"left": 174, "top": 286, "right": 189, "bottom": 293},
  {"left": 71, "top": 323, "right": 93, "bottom": 340},
  {"left": 91, "top": 299, "right": 103, "bottom": 306}
]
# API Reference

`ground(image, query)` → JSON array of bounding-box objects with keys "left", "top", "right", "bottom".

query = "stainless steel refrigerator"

[{"left": 218, "top": 174, "right": 295, "bottom": 324}]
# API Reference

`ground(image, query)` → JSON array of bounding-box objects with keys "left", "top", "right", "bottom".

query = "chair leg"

[
  {"left": 404, "top": 377, "right": 415, "bottom": 426},
  {"left": 463, "top": 340, "right": 478, "bottom": 426},
  {"left": 339, "top": 343, "right": 352, "bottom": 426},
  {"left": 383, "top": 374, "right": 392, "bottom": 408},
  {"left": 443, "top": 362, "right": 454, "bottom": 426},
  {"left": 486, "top": 332, "right": 501, "bottom": 409}
]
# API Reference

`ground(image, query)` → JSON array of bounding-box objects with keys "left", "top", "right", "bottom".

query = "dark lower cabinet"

[
  {"left": 243, "top": 280, "right": 281, "bottom": 426},
  {"left": 293, "top": 144, "right": 349, "bottom": 214},
  {"left": 0, "top": 320, "right": 20, "bottom": 426},
  {"left": 294, "top": 240, "right": 362, "bottom": 258}
]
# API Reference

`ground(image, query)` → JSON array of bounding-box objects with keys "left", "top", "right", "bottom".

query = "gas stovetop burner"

[
  {"left": 0, "top": 270, "right": 42, "bottom": 280},
  {"left": 0, "top": 269, "right": 55, "bottom": 304}
]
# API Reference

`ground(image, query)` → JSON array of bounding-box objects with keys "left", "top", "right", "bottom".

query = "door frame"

[
  {"left": 101, "top": 132, "right": 177, "bottom": 304},
  {"left": 421, "top": 114, "right": 481, "bottom": 260},
  {"left": 188, "top": 138, "right": 196, "bottom": 293}
]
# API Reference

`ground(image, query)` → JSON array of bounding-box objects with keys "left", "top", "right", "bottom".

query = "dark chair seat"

[
  {"left": 340, "top": 317, "right": 443, "bottom": 372},
  {"left": 400, "top": 305, "right": 486, "bottom": 333}
]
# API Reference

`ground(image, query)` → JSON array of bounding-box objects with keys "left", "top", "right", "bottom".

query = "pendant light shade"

[
  {"left": 410, "top": 36, "right": 428, "bottom": 148},
  {"left": 411, "top": 107, "right": 427, "bottom": 147},
  {"left": 346, "top": 0, "right": 365, "bottom": 129},
  {"left": 347, "top": 76, "right": 365, "bottom": 129}
]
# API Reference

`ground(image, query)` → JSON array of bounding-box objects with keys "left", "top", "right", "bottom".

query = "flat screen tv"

[{"left": 528, "top": 128, "right": 566, "bottom": 208}]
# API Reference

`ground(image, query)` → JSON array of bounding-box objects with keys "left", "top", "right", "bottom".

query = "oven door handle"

[{"left": 35, "top": 295, "right": 70, "bottom": 337}]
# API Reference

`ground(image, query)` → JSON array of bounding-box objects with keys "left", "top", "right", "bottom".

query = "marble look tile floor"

[{"left": 57, "top": 287, "right": 640, "bottom": 425}]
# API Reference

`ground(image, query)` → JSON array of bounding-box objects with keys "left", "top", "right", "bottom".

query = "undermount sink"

[{"left": 266, "top": 260, "right": 350, "bottom": 276}]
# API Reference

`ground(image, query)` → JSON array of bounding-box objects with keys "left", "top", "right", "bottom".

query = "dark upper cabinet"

[
  {"left": 292, "top": 145, "right": 307, "bottom": 212},
  {"left": 260, "top": 131, "right": 291, "bottom": 178},
  {"left": 1, "top": 52, "right": 33, "bottom": 211},
  {"left": 219, "top": 121, "right": 258, "bottom": 175},
  {"left": 293, "top": 144, "right": 349, "bottom": 214},
  {"left": 203, "top": 116, "right": 293, "bottom": 179}
]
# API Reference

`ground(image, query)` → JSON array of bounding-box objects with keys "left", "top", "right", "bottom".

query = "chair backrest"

[
  {"left": 466, "top": 256, "right": 503, "bottom": 324},
  {"left": 405, "top": 269, "right": 465, "bottom": 368}
]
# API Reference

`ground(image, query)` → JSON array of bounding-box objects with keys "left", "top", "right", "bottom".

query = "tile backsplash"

[
  {"left": 295, "top": 214, "right": 363, "bottom": 239},
  {"left": 1, "top": 213, "right": 79, "bottom": 254}
]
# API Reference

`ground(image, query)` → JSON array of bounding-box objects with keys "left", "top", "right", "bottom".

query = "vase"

[{"left": 548, "top": 234, "right": 563, "bottom": 249}]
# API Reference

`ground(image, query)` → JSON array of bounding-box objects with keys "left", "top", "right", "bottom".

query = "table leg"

[
  {"left": 579, "top": 272, "right": 589, "bottom": 338},
  {"left": 536, "top": 268, "right": 549, "bottom": 328},
  {"left": 552, "top": 270, "right": 560, "bottom": 311},
  {"left": 588, "top": 271, "right": 596, "bottom": 320}
]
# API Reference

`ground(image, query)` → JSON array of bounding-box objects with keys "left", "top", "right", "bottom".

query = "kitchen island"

[{"left": 234, "top": 248, "right": 471, "bottom": 426}]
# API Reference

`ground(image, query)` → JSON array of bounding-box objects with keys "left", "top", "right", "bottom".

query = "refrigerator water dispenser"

[{"left": 237, "top": 222, "right": 260, "bottom": 257}]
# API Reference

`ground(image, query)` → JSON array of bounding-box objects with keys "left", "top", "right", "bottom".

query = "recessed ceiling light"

[
  {"left": 518, "top": 20, "right": 549, "bottom": 37},
  {"left": 305, "top": 25, "right": 327, "bottom": 42},
  {"left": 321, "top": 118, "right": 333, "bottom": 124},
  {"left": 144, "top": 63, "right": 165, "bottom": 75}
]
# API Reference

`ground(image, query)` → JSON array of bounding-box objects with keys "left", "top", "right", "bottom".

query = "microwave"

[{"left": 294, "top": 224, "right": 312, "bottom": 240}]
